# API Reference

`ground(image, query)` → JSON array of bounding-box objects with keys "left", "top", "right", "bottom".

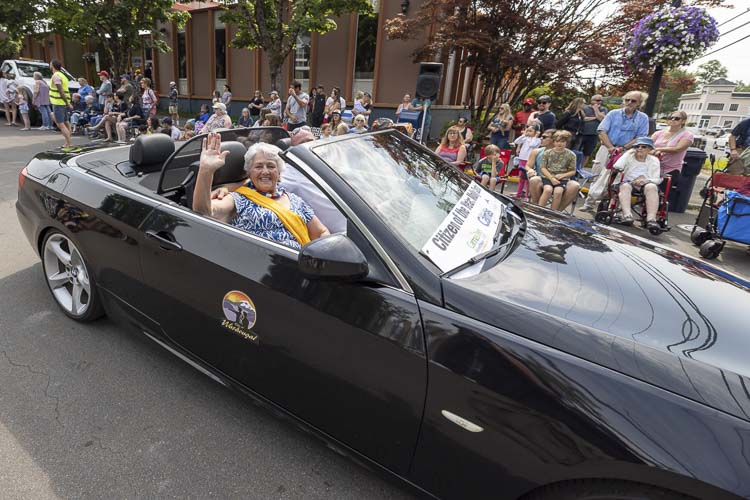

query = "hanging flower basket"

[{"left": 624, "top": 6, "right": 719, "bottom": 74}]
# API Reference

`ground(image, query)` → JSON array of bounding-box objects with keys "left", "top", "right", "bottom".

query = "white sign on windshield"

[{"left": 421, "top": 183, "right": 505, "bottom": 273}]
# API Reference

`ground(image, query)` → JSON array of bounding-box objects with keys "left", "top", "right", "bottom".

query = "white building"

[{"left": 678, "top": 78, "right": 750, "bottom": 129}]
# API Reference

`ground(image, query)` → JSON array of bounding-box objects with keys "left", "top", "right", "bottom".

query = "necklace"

[{"left": 247, "top": 181, "right": 284, "bottom": 200}]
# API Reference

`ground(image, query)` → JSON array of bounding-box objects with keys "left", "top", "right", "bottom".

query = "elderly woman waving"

[{"left": 193, "top": 133, "right": 329, "bottom": 249}]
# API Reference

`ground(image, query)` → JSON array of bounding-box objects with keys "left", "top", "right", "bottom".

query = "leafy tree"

[
  {"left": 219, "top": 0, "right": 373, "bottom": 92},
  {"left": 656, "top": 68, "right": 697, "bottom": 116},
  {"left": 47, "top": 0, "right": 188, "bottom": 77},
  {"left": 696, "top": 59, "right": 728, "bottom": 86},
  {"left": 735, "top": 80, "right": 750, "bottom": 92},
  {"left": 0, "top": 0, "right": 44, "bottom": 59},
  {"left": 385, "top": 0, "right": 619, "bottom": 136}
]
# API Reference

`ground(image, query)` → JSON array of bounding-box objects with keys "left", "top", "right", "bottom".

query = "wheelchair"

[{"left": 594, "top": 169, "right": 672, "bottom": 236}]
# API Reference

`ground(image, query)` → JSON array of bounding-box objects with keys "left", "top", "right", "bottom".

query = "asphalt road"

[{"left": 0, "top": 128, "right": 416, "bottom": 498}]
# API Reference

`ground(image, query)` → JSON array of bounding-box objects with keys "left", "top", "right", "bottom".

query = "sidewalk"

[{"left": 498, "top": 174, "right": 750, "bottom": 280}]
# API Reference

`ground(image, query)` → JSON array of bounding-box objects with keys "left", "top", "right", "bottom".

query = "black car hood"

[{"left": 443, "top": 202, "right": 750, "bottom": 422}]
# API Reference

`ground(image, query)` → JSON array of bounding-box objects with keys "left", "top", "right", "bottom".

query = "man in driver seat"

[{"left": 193, "top": 133, "right": 329, "bottom": 249}]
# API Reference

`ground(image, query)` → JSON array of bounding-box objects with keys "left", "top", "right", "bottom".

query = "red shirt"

[{"left": 514, "top": 110, "right": 533, "bottom": 135}]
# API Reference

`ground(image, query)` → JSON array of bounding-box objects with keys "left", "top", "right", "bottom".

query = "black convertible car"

[{"left": 15, "top": 128, "right": 750, "bottom": 500}]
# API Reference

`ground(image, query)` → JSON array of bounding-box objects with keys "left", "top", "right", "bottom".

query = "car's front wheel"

[{"left": 42, "top": 231, "right": 104, "bottom": 321}]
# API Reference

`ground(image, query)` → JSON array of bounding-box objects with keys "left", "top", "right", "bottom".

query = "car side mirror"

[{"left": 298, "top": 234, "right": 369, "bottom": 280}]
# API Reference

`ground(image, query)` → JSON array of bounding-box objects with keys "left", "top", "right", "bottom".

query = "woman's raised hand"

[{"left": 199, "top": 132, "right": 229, "bottom": 173}]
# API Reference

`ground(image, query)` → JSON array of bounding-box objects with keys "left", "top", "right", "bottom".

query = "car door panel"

[{"left": 138, "top": 205, "right": 426, "bottom": 475}]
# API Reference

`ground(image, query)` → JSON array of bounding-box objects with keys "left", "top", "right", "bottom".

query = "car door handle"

[{"left": 145, "top": 230, "right": 183, "bottom": 251}]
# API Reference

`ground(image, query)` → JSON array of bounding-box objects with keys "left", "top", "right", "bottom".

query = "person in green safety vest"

[{"left": 49, "top": 59, "right": 73, "bottom": 148}]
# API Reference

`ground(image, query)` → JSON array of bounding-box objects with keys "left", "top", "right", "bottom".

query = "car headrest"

[
  {"left": 213, "top": 141, "right": 248, "bottom": 186},
  {"left": 276, "top": 138, "right": 291, "bottom": 151},
  {"left": 129, "top": 134, "right": 175, "bottom": 166}
]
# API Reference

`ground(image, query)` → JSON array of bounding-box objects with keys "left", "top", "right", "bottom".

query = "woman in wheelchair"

[{"left": 612, "top": 137, "right": 662, "bottom": 229}]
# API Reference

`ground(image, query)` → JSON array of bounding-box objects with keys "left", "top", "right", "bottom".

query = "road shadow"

[{"left": 0, "top": 263, "right": 414, "bottom": 499}]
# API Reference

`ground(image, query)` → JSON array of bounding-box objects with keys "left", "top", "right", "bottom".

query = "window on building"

[
  {"left": 699, "top": 103, "right": 702, "bottom": 110},
  {"left": 707, "top": 103, "right": 724, "bottom": 111},
  {"left": 177, "top": 31, "right": 187, "bottom": 79},
  {"left": 730, "top": 103, "right": 739, "bottom": 111},
  {"left": 215, "top": 25, "right": 227, "bottom": 80},
  {"left": 353, "top": 0, "right": 379, "bottom": 97},
  {"left": 294, "top": 31, "right": 311, "bottom": 89},
  {"left": 724, "top": 120, "right": 734, "bottom": 127}
]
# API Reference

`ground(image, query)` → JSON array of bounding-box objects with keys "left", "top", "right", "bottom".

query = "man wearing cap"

[
  {"left": 311, "top": 85, "right": 326, "bottom": 127},
  {"left": 117, "top": 74, "right": 134, "bottom": 104},
  {"left": 96, "top": 71, "right": 112, "bottom": 107},
  {"left": 285, "top": 80, "right": 310, "bottom": 131},
  {"left": 514, "top": 98, "right": 536, "bottom": 138},
  {"left": 581, "top": 94, "right": 608, "bottom": 167},
  {"left": 528, "top": 96, "right": 555, "bottom": 132},
  {"left": 168, "top": 81, "right": 179, "bottom": 126}
]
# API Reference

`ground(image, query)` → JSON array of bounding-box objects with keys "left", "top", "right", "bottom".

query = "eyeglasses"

[
  {"left": 624, "top": 99, "right": 639, "bottom": 103},
  {"left": 668, "top": 116, "right": 682, "bottom": 121}
]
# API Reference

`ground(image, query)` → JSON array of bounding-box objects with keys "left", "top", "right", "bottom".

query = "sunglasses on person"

[
  {"left": 593, "top": 99, "right": 602, "bottom": 102},
  {"left": 668, "top": 116, "right": 682, "bottom": 121},
  {"left": 624, "top": 98, "right": 639, "bottom": 103}
]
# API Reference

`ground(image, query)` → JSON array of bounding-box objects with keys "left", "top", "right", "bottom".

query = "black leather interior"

[
  {"left": 213, "top": 141, "right": 249, "bottom": 186},
  {"left": 129, "top": 134, "right": 175, "bottom": 172}
]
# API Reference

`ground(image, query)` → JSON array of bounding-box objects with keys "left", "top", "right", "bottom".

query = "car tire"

[
  {"left": 41, "top": 231, "right": 105, "bottom": 322},
  {"left": 699, "top": 240, "right": 724, "bottom": 260},
  {"left": 690, "top": 228, "right": 711, "bottom": 246},
  {"left": 522, "top": 479, "right": 694, "bottom": 500}
]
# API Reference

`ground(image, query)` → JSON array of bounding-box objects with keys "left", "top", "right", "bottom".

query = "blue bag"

[{"left": 717, "top": 190, "right": 750, "bottom": 245}]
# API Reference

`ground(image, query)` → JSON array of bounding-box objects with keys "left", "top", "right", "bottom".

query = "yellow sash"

[{"left": 234, "top": 186, "right": 311, "bottom": 246}]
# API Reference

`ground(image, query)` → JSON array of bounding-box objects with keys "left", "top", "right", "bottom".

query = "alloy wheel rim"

[{"left": 43, "top": 234, "right": 91, "bottom": 316}]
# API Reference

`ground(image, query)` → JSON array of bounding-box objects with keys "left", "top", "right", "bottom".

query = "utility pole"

[{"left": 644, "top": 0, "right": 682, "bottom": 132}]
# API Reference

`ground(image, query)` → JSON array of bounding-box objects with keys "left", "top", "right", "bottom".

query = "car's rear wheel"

[
  {"left": 42, "top": 231, "right": 104, "bottom": 321},
  {"left": 522, "top": 479, "right": 694, "bottom": 500}
]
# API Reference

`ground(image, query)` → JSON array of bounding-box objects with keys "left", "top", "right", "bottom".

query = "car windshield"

[
  {"left": 312, "top": 131, "right": 508, "bottom": 272},
  {"left": 16, "top": 63, "right": 52, "bottom": 79}
]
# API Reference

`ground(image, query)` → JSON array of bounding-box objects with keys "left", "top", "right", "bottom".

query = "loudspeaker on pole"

[{"left": 415, "top": 62, "right": 444, "bottom": 101}]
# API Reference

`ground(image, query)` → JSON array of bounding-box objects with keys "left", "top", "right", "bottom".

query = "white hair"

[
  {"left": 85, "top": 95, "right": 95, "bottom": 103},
  {"left": 33, "top": 71, "right": 43, "bottom": 79},
  {"left": 244, "top": 142, "right": 284, "bottom": 174}
]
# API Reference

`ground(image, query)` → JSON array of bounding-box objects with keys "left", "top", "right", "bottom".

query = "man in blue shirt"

[
  {"left": 597, "top": 91, "right": 649, "bottom": 152},
  {"left": 581, "top": 90, "right": 649, "bottom": 210}
]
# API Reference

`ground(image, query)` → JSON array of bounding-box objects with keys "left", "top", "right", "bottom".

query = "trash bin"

[{"left": 669, "top": 147, "right": 706, "bottom": 213}]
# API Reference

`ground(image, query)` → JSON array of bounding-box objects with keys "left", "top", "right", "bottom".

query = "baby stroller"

[
  {"left": 594, "top": 166, "right": 672, "bottom": 235},
  {"left": 690, "top": 166, "right": 750, "bottom": 259}
]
